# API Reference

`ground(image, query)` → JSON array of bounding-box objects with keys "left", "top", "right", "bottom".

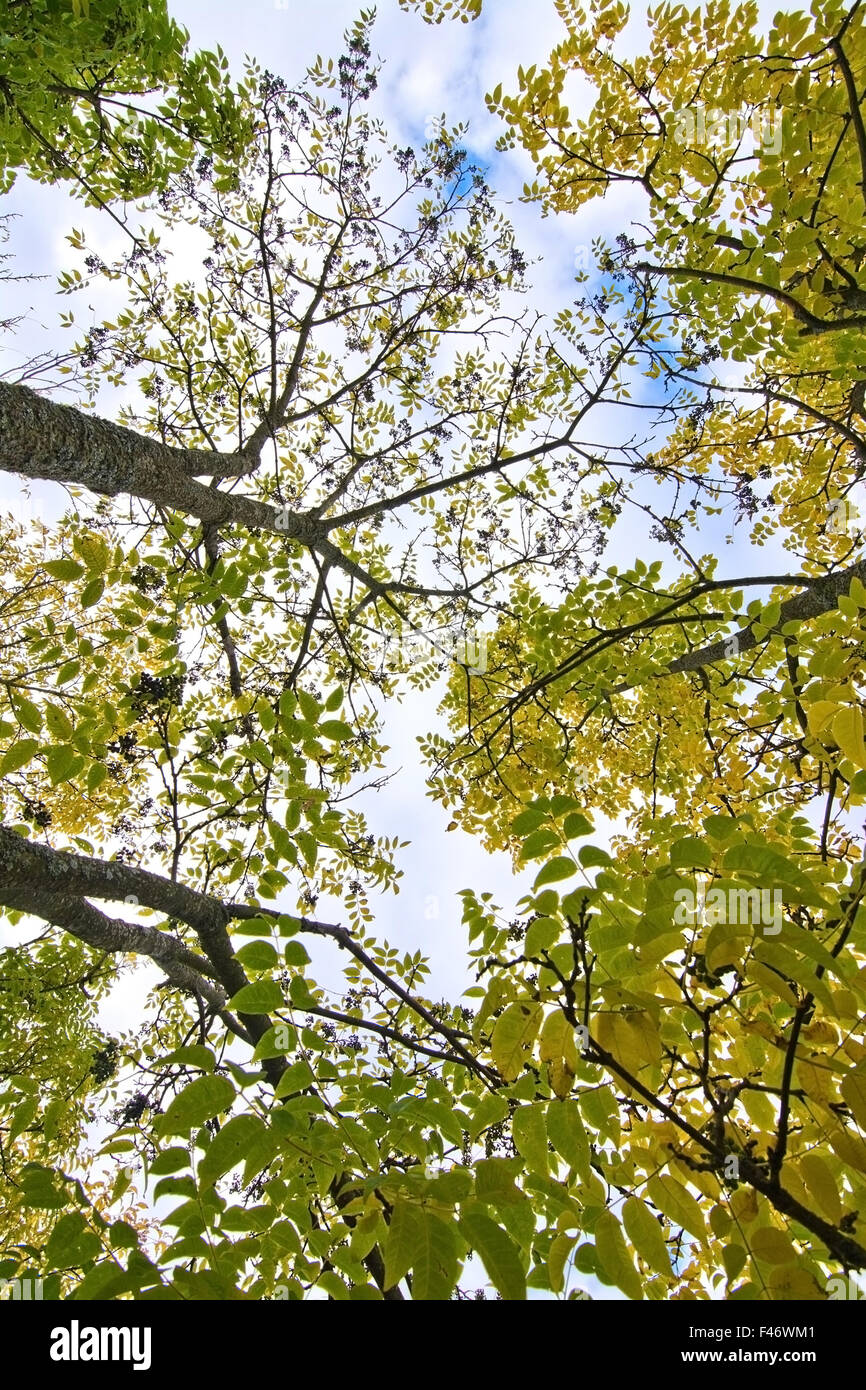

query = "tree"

[
  {"left": 0, "top": 15, "right": 652, "bottom": 1301},
  {"left": 0, "top": 0, "right": 250, "bottom": 210},
  {"left": 1, "top": 0, "right": 865, "bottom": 1302},
  {"left": 399, "top": 0, "right": 866, "bottom": 1299}
]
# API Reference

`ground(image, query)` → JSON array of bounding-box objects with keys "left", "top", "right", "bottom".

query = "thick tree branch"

[
  {"left": 0, "top": 380, "right": 316, "bottom": 535},
  {"left": 636, "top": 556, "right": 866, "bottom": 689},
  {"left": 0, "top": 882, "right": 255, "bottom": 1043},
  {"left": 635, "top": 261, "right": 866, "bottom": 335},
  {"left": 830, "top": 33, "right": 866, "bottom": 213}
]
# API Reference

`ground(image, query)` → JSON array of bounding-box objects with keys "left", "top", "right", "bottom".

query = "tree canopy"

[
  {"left": 0, "top": 0, "right": 250, "bottom": 207},
  {"left": 1, "top": 0, "right": 865, "bottom": 1304}
]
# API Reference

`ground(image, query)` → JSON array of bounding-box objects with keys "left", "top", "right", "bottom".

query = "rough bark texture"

[
  {"left": 667, "top": 557, "right": 866, "bottom": 678},
  {"left": 0, "top": 877, "right": 221, "bottom": 980},
  {"left": 0, "top": 824, "right": 279, "bottom": 1070},
  {"left": 615, "top": 555, "right": 866, "bottom": 692},
  {"left": 0, "top": 380, "right": 326, "bottom": 542}
]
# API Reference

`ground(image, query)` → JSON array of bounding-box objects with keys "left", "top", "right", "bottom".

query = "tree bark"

[
  {"left": 647, "top": 556, "right": 866, "bottom": 687},
  {"left": 0, "top": 380, "right": 325, "bottom": 542}
]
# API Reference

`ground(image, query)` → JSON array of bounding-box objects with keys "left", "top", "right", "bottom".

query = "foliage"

[
  {"left": 0, "top": 2, "right": 864, "bottom": 1302},
  {"left": 0, "top": 0, "right": 250, "bottom": 203}
]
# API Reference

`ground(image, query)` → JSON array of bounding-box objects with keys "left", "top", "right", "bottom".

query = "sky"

[{"left": 0, "top": 0, "right": 796, "bottom": 1300}]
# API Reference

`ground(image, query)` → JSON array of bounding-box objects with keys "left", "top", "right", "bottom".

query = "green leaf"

[
  {"left": 296, "top": 829, "right": 317, "bottom": 870},
  {"left": 289, "top": 975, "right": 316, "bottom": 1008},
  {"left": 80, "top": 576, "right": 105, "bottom": 608},
  {"left": 578, "top": 844, "right": 612, "bottom": 868},
  {"left": 546, "top": 1100, "right": 590, "bottom": 1182},
  {"left": 296, "top": 689, "right": 320, "bottom": 723},
  {"left": 524, "top": 915, "right": 559, "bottom": 957},
  {"left": 46, "top": 744, "right": 78, "bottom": 784},
  {"left": 198, "top": 1114, "right": 276, "bottom": 1188},
  {"left": 670, "top": 837, "right": 712, "bottom": 869},
  {"left": 9, "top": 1093, "right": 39, "bottom": 1141},
  {"left": 534, "top": 857, "right": 577, "bottom": 889},
  {"left": 703, "top": 815, "right": 740, "bottom": 841},
  {"left": 284, "top": 941, "right": 311, "bottom": 967},
  {"left": 491, "top": 1001, "right": 543, "bottom": 1081},
  {"left": 158, "top": 1044, "right": 215, "bottom": 1072},
  {"left": 69, "top": 1263, "right": 131, "bottom": 1300},
  {"left": 87, "top": 762, "right": 108, "bottom": 792},
  {"left": 466, "top": 1091, "right": 509, "bottom": 1141},
  {"left": 459, "top": 1211, "right": 526, "bottom": 1300},
  {"left": 228, "top": 980, "right": 283, "bottom": 1012},
  {"left": 43, "top": 559, "right": 85, "bottom": 581},
  {"left": 20, "top": 1165, "right": 66, "bottom": 1209},
  {"left": 319, "top": 719, "right": 354, "bottom": 741},
  {"left": 161, "top": 1075, "right": 236, "bottom": 1136},
  {"left": 11, "top": 694, "right": 42, "bottom": 734},
  {"left": 519, "top": 828, "right": 560, "bottom": 862},
  {"left": 548, "top": 1231, "right": 576, "bottom": 1293},
  {"left": 274, "top": 1059, "right": 315, "bottom": 1097},
  {"left": 562, "top": 812, "right": 592, "bottom": 840},
  {"left": 44, "top": 703, "right": 74, "bottom": 740},
  {"left": 150, "top": 1147, "right": 191, "bottom": 1175},
  {"left": 234, "top": 941, "right": 279, "bottom": 972},
  {"left": 55, "top": 659, "right": 81, "bottom": 686},
  {"left": 0, "top": 739, "right": 39, "bottom": 775},
  {"left": 252, "top": 1025, "right": 296, "bottom": 1060},
  {"left": 384, "top": 1202, "right": 458, "bottom": 1300},
  {"left": 256, "top": 698, "right": 276, "bottom": 732},
  {"left": 722, "top": 844, "right": 830, "bottom": 908},
  {"left": 512, "top": 1103, "right": 548, "bottom": 1174},
  {"left": 383, "top": 1199, "right": 423, "bottom": 1290},
  {"left": 510, "top": 807, "right": 547, "bottom": 836},
  {"left": 108, "top": 1221, "right": 140, "bottom": 1250},
  {"left": 475, "top": 1158, "right": 523, "bottom": 1204}
]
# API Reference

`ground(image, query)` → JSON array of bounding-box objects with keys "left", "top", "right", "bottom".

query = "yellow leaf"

[
  {"left": 832, "top": 705, "right": 866, "bottom": 769},
  {"left": 829, "top": 1125, "right": 866, "bottom": 1174},
  {"left": 622, "top": 1195, "right": 672, "bottom": 1276},
  {"left": 798, "top": 1056, "right": 835, "bottom": 1104},
  {"left": 539, "top": 1010, "right": 578, "bottom": 1098},
  {"left": 841, "top": 1064, "right": 866, "bottom": 1132},
  {"left": 647, "top": 1174, "right": 706, "bottom": 1243},
  {"left": 747, "top": 959, "right": 798, "bottom": 1008},
  {"left": 796, "top": 1152, "right": 841, "bottom": 1224},
  {"left": 705, "top": 920, "right": 750, "bottom": 973},
  {"left": 805, "top": 700, "right": 837, "bottom": 740},
  {"left": 750, "top": 1226, "right": 797, "bottom": 1265},
  {"left": 548, "top": 1231, "right": 576, "bottom": 1293},
  {"left": 594, "top": 1209, "right": 643, "bottom": 1300},
  {"left": 730, "top": 1186, "right": 759, "bottom": 1225},
  {"left": 768, "top": 1266, "right": 824, "bottom": 1300},
  {"left": 490, "top": 1001, "right": 543, "bottom": 1082},
  {"left": 596, "top": 1010, "right": 660, "bottom": 1078}
]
